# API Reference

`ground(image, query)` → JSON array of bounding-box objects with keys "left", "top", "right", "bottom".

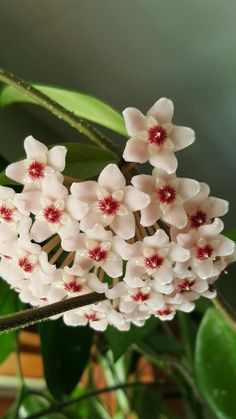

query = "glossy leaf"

[
  {"left": 39, "top": 319, "right": 93, "bottom": 399},
  {"left": 0, "top": 142, "right": 118, "bottom": 186},
  {"left": 105, "top": 317, "right": 158, "bottom": 361},
  {"left": 0, "top": 84, "right": 127, "bottom": 136},
  {"left": 0, "top": 280, "right": 19, "bottom": 364},
  {"left": 195, "top": 307, "right": 236, "bottom": 418}
]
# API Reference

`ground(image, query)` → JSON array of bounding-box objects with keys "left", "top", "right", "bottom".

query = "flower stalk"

[
  {"left": 0, "top": 68, "right": 117, "bottom": 152},
  {"left": 0, "top": 292, "right": 106, "bottom": 333}
]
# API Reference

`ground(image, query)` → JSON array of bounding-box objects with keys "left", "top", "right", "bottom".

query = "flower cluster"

[{"left": 0, "top": 98, "right": 235, "bottom": 331}]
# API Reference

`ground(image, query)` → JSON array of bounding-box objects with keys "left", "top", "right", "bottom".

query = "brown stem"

[{"left": 0, "top": 292, "right": 106, "bottom": 333}]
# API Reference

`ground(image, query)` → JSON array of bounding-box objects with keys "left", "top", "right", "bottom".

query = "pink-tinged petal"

[
  {"left": 42, "top": 175, "right": 68, "bottom": 200},
  {"left": 0, "top": 224, "right": 17, "bottom": 242},
  {"left": 147, "top": 98, "right": 174, "bottom": 124},
  {"left": 194, "top": 260, "right": 214, "bottom": 279},
  {"left": 123, "top": 138, "right": 149, "bottom": 163},
  {"left": 39, "top": 252, "right": 56, "bottom": 274},
  {"left": 106, "top": 282, "right": 126, "bottom": 299},
  {"left": 111, "top": 214, "right": 135, "bottom": 240},
  {"left": 59, "top": 221, "right": 80, "bottom": 240},
  {"left": 119, "top": 300, "right": 136, "bottom": 313},
  {"left": 178, "top": 300, "right": 195, "bottom": 313},
  {"left": 192, "top": 280, "right": 209, "bottom": 293},
  {"left": 162, "top": 205, "right": 188, "bottom": 229},
  {"left": 124, "top": 275, "right": 147, "bottom": 288},
  {"left": 0, "top": 258, "right": 25, "bottom": 281},
  {"left": 5, "top": 161, "right": 27, "bottom": 184},
  {"left": 90, "top": 318, "right": 108, "bottom": 331},
  {"left": 24, "top": 136, "right": 48, "bottom": 159},
  {"left": 86, "top": 223, "right": 112, "bottom": 242},
  {"left": 202, "top": 289, "right": 217, "bottom": 299},
  {"left": 14, "top": 191, "right": 41, "bottom": 214},
  {"left": 122, "top": 107, "right": 146, "bottom": 136},
  {"left": 98, "top": 164, "right": 125, "bottom": 192},
  {"left": 62, "top": 235, "right": 84, "bottom": 252},
  {"left": 102, "top": 256, "right": 123, "bottom": 278},
  {"left": 65, "top": 196, "right": 88, "bottom": 220},
  {"left": 176, "top": 231, "right": 196, "bottom": 248},
  {"left": 207, "top": 197, "right": 229, "bottom": 218},
  {"left": 87, "top": 274, "right": 108, "bottom": 293},
  {"left": 112, "top": 237, "right": 141, "bottom": 260},
  {"left": 188, "top": 182, "right": 210, "bottom": 205},
  {"left": 153, "top": 266, "right": 173, "bottom": 284},
  {"left": 152, "top": 282, "right": 174, "bottom": 294},
  {"left": 123, "top": 186, "right": 150, "bottom": 212},
  {"left": 30, "top": 276, "right": 50, "bottom": 298},
  {"left": 124, "top": 260, "right": 145, "bottom": 283},
  {"left": 0, "top": 186, "right": 15, "bottom": 200},
  {"left": 170, "top": 126, "right": 195, "bottom": 151},
  {"left": 140, "top": 199, "right": 161, "bottom": 227},
  {"left": 71, "top": 181, "right": 97, "bottom": 202},
  {"left": 144, "top": 229, "right": 169, "bottom": 248},
  {"left": 178, "top": 179, "right": 200, "bottom": 202},
  {"left": 47, "top": 146, "right": 67, "bottom": 172},
  {"left": 18, "top": 217, "right": 32, "bottom": 240},
  {"left": 169, "top": 243, "right": 190, "bottom": 262},
  {"left": 149, "top": 150, "right": 177, "bottom": 174},
  {"left": 198, "top": 218, "right": 224, "bottom": 237},
  {"left": 80, "top": 210, "right": 104, "bottom": 232},
  {"left": 72, "top": 257, "right": 93, "bottom": 272},
  {"left": 47, "top": 286, "right": 66, "bottom": 302},
  {"left": 64, "top": 311, "right": 87, "bottom": 327},
  {"left": 31, "top": 220, "right": 52, "bottom": 242},
  {"left": 214, "top": 236, "right": 235, "bottom": 256},
  {"left": 131, "top": 174, "right": 155, "bottom": 194}
]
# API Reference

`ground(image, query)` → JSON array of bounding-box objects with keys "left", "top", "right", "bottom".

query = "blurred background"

[{"left": 0, "top": 1, "right": 236, "bottom": 416}]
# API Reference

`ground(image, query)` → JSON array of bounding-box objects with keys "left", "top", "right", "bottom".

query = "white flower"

[
  {"left": 6, "top": 136, "right": 67, "bottom": 190},
  {"left": 123, "top": 98, "right": 195, "bottom": 173},
  {"left": 132, "top": 168, "right": 200, "bottom": 228},
  {"left": 70, "top": 164, "right": 150, "bottom": 240}
]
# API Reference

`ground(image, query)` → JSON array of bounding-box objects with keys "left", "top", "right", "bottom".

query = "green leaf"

[
  {"left": 225, "top": 228, "right": 236, "bottom": 242},
  {"left": 63, "top": 143, "right": 117, "bottom": 179},
  {"left": 131, "top": 384, "right": 162, "bottom": 419},
  {"left": 0, "top": 84, "right": 127, "bottom": 136},
  {"left": 105, "top": 317, "right": 158, "bottom": 362},
  {"left": 0, "top": 280, "right": 19, "bottom": 364},
  {"left": 18, "top": 393, "right": 69, "bottom": 419},
  {"left": 39, "top": 319, "right": 93, "bottom": 399},
  {"left": 195, "top": 307, "right": 236, "bottom": 418},
  {"left": 0, "top": 142, "right": 118, "bottom": 186}
]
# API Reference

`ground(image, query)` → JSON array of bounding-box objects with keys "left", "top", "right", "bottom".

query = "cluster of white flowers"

[{"left": 0, "top": 98, "right": 235, "bottom": 331}]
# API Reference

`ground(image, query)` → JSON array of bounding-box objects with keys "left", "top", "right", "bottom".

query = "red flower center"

[
  {"left": 43, "top": 204, "right": 62, "bottom": 224},
  {"left": 87, "top": 246, "right": 108, "bottom": 263},
  {"left": 145, "top": 253, "right": 164, "bottom": 270},
  {"left": 196, "top": 244, "right": 213, "bottom": 261},
  {"left": 98, "top": 195, "right": 120, "bottom": 216},
  {"left": 156, "top": 308, "right": 173, "bottom": 316},
  {"left": 132, "top": 291, "right": 149, "bottom": 302},
  {"left": 148, "top": 124, "right": 168, "bottom": 146},
  {"left": 18, "top": 256, "right": 34, "bottom": 273},
  {"left": 177, "top": 279, "right": 195, "bottom": 292},
  {"left": 190, "top": 210, "right": 207, "bottom": 229},
  {"left": 27, "top": 160, "right": 45, "bottom": 181},
  {"left": 0, "top": 205, "right": 14, "bottom": 223},
  {"left": 64, "top": 280, "right": 82, "bottom": 293},
  {"left": 85, "top": 312, "right": 99, "bottom": 321},
  {"left": 158, "top": 184, "right": 176, "bottom": 205}
]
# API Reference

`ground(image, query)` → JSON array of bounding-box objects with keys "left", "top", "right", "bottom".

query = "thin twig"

[
  {"left": 26, "top": 381, "right": 159, "bottom": 419},
  {"left": 0, "top": 68, "right": 117, "bottom": 152},
  {"left": 0, "top": 292, "right": 106, "bottom": 333}
]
